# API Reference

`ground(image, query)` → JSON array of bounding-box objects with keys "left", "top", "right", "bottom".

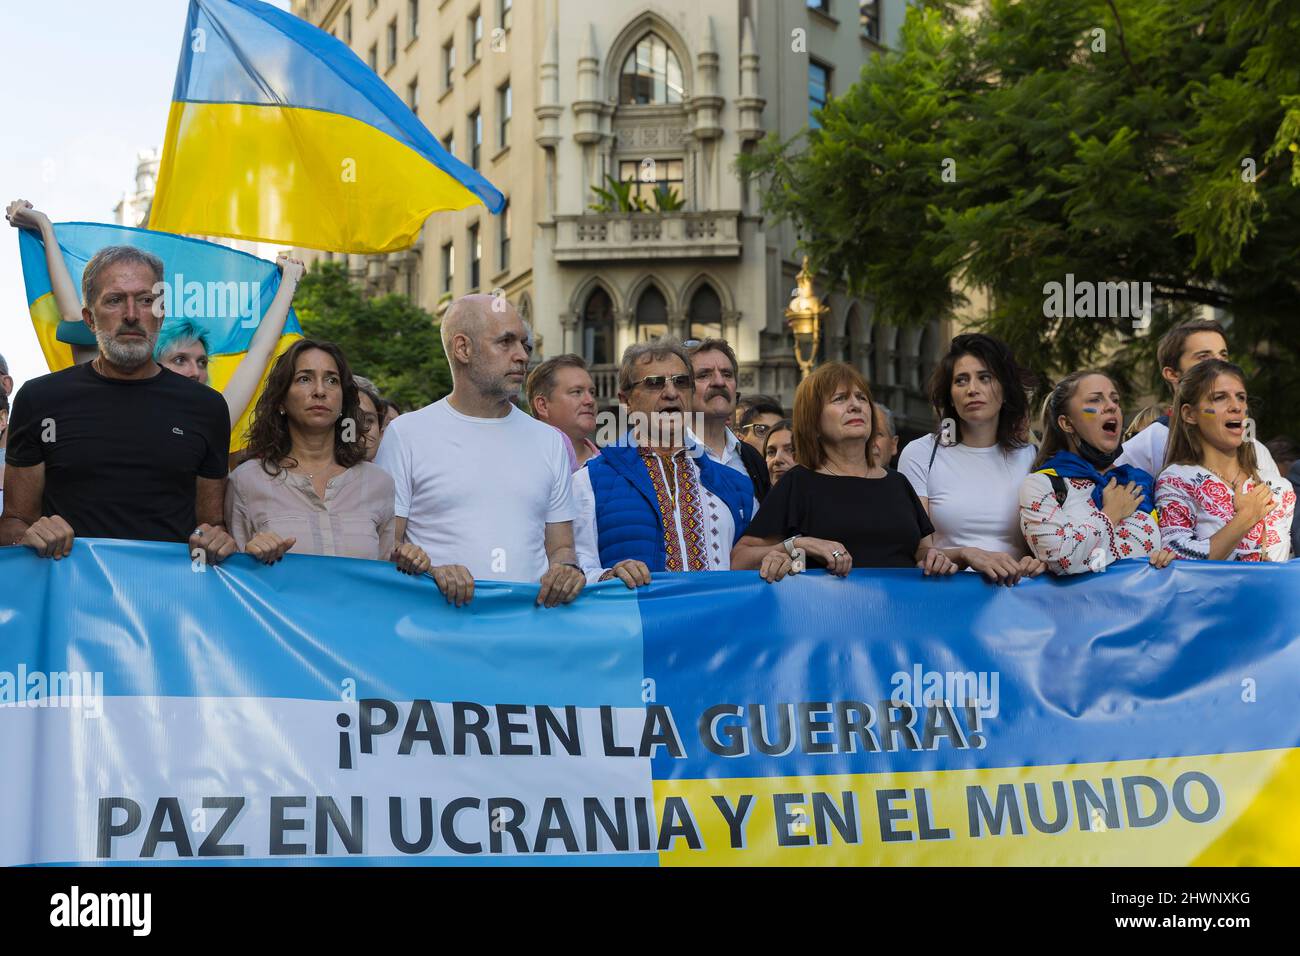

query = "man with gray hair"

[
  {"left": 572, "top": 337, "right": 756, "bottom": 586},
  {"left": 374, "top": 293, "right": 584, "bottom": 607},
  {"left": 1, "top": 246, "right": 234, "bottom": 564},
  {"left": 0, "top": 352, "right": 12, "bottom": 398},
  {"left": 871, "top": 401, "right": 900, "bottom": 468}
]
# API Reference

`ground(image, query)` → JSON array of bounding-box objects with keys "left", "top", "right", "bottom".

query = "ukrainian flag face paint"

[
  {"left": 1070, "top": 375, "right": 1123, "bottom": 453},
  {"left": 1197, "top": 373, "right": 1249, "bottom": 452}
]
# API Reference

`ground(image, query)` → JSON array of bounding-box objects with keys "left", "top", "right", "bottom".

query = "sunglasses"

[{"left": 631, "top": 374, "right": 693, "bottom": 392}]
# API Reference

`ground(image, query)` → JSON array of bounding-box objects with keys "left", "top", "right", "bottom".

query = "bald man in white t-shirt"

[{"left": 375, "top": 295, "right": 585, "bottom": 608}]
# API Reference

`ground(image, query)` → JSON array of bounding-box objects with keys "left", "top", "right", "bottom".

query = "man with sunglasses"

[
  {"left": 687, "top": 339, "right": 772, "bottom": 502},
  {"left": 571, "top": 338, "right": 757, "bottom": 587}
]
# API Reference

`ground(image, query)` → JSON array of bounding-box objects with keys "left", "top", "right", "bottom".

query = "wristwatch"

[{"left": 782, "top": 535, "right": 801, "bottom": 557}]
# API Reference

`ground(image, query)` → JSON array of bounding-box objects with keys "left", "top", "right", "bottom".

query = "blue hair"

[{"left": 154, "top": 319, "right": 211, "bottom": 360}]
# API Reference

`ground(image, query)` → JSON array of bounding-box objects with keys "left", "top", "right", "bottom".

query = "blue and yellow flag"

[
  {"left": 17, "top": 221, "right": 302, "bottom": 450},
  {"left": 150, "top": 0, "right": 505, "bottom": 252}
]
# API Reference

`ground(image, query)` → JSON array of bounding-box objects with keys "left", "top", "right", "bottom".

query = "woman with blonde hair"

[
  {"left": 1122, "top": 404, "right": 1165, "bottom": 444},
  {"left": 1019, "top": 370, "right": 1175, "bottom": 574},
  {"left": 731, "top": 362, "right": 958, "bottom": 582},
  {"left": 1154, "top": 359, "right": 1294, "bottom": 561}
]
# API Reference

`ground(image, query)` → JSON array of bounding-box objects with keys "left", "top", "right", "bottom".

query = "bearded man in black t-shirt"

[{"left": 0, "top": 245, "right": 236, "bottom": 564}]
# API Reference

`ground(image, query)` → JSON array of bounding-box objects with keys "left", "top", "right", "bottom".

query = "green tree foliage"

[
  {"left": 294, "top": 261, "right": 451, "bottom": 410},
  {"left": 739, "top": 0, "right": 1300, "bottom": 437}
]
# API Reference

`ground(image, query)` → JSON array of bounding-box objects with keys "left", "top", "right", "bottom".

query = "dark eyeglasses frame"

[{"left": 630, "top": 373, "right": 694, "bottom": 392}]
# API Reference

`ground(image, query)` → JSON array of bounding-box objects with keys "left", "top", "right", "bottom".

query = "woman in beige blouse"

[{"left": 226, "top": 339, "right": 430, "bottom": 571}]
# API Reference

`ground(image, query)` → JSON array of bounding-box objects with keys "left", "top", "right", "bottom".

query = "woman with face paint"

[
  {"left": 1019, "top": 370, "right": 1175, "bottom": 575},
  {"left": 1155, "top": 360, "right": 1294, "bottom": 561}
]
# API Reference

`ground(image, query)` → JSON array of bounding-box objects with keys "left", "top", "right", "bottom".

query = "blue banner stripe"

[
  {"left": 0, "top": 540, "right": 645, "bottom": 708},
  {"left": 637, "top": 564, "right": 1300, "bottom": 778}
]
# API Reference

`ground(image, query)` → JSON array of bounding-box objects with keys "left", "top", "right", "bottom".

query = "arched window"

[
  {"left": 582, "top": 287, "right": 615, "bottom": 365},
  {"left": 635, "top": 285, "right": 669, "bottom": 342},
  {"left": 619, "top": 34, "right": 684, "bottom": 105},
  {"left": 687, "top": 284, "right": 723, "bottom": 342}
]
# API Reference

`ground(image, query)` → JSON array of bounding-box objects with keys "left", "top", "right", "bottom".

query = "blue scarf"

[{"left": 1036, "top": 451, "right": 1156, "bottom": 514}]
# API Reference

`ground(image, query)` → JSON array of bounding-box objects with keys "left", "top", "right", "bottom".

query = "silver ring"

[{"left": 831, "top": 550, "right": 843, "bottom": 558}]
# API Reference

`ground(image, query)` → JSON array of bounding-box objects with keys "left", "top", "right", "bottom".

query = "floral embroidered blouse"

[
  {"left": 1154, "top": 464, "right": 1295, "bottom": 562},
  {"left": 1019, "top": 473, "right": 1161, "bottom": 575}
]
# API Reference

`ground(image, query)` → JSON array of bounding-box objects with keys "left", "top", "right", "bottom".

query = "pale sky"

[{"left": 0, "top": 0, "right": 290, "bottom": 393}]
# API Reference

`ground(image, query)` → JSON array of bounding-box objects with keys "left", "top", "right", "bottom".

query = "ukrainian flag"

[
  {"left": 17, "top": 222, "right": 302, "bottom": 451},
  {"left": 150, "top": 0, "right": 504, "bottom": 253}
]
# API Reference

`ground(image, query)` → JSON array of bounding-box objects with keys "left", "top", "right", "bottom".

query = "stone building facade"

[{"left": 289, "top": 0, "right": 948, "bottom": 438}]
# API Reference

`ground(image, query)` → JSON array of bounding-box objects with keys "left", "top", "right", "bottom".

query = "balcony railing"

[
  {"left": 553, "top": 211, "right": 742, "bottom": 262},
  {"left": 590, "top": 364, "right": 619, "bottom": 403}
]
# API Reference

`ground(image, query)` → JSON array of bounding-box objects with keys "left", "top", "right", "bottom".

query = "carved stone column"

[
  {"left": 827, "top": 334, "right": 846, "bottom": 364},
  {"left": 615, "top": 310, "right": 636, "bottom": 357},
  {"left": 721, "top": 309, "right": 741, "bottom": 345},
  {"left": 668, "top": 311, "right": 687, "bottom": 341},
  {"left": 561, "top": 310, "right": 580, "bottom": 356}
]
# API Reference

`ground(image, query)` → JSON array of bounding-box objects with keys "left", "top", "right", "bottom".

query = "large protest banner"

[{"left": 1, "top": 539, "right": 1297, "bottom": 866}]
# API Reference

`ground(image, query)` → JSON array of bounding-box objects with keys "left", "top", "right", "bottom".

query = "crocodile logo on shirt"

[{"left": 172, "top": 427, "right": 184, "bottom": 436}]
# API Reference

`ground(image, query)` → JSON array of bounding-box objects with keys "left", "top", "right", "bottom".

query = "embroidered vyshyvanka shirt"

[
  {"left": 1019, "top": 473, "right": 1161, "bottom": 575},
  {"left": 1155, "top": 465, "right": 1295, "bottom": 562}
]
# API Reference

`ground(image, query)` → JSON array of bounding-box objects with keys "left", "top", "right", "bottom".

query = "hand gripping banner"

[{"left": 1, "top": 540, "right": 1298, "bottom": 866}]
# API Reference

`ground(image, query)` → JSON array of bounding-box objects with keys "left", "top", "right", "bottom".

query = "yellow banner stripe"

[{"left": 654, "top": 748, "right": 1300, "bottom": 866}]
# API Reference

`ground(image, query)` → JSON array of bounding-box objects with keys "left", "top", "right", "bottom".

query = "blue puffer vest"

[{"left": 585, "top": 441, "right": 755, "bottom": 571}]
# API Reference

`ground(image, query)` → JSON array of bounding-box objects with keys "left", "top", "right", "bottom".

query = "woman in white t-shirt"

[{"left": 899, "top": 334, "right": 1045, "bottom": 584}]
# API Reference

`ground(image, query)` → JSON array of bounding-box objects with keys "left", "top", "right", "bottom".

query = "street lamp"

[{"left": 785, "top": 256, "right": 827, "bottom": 380}]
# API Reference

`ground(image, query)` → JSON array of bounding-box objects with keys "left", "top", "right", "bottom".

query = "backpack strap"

[
  {"left": 927, "top": 434, "right": 940, "bottom": 474},
  {"left": 1048, "top": 473, "right": 1069, "bottom": 507}
]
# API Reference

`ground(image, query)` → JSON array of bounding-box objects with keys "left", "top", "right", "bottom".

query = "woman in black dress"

[{"left": 732, "top": 362, "right": 959, "bottom": 582}]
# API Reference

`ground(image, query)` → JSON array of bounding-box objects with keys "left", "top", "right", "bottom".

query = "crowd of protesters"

[{"left": 0, "top": 234, "right": 1295, "bottom": 606}]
